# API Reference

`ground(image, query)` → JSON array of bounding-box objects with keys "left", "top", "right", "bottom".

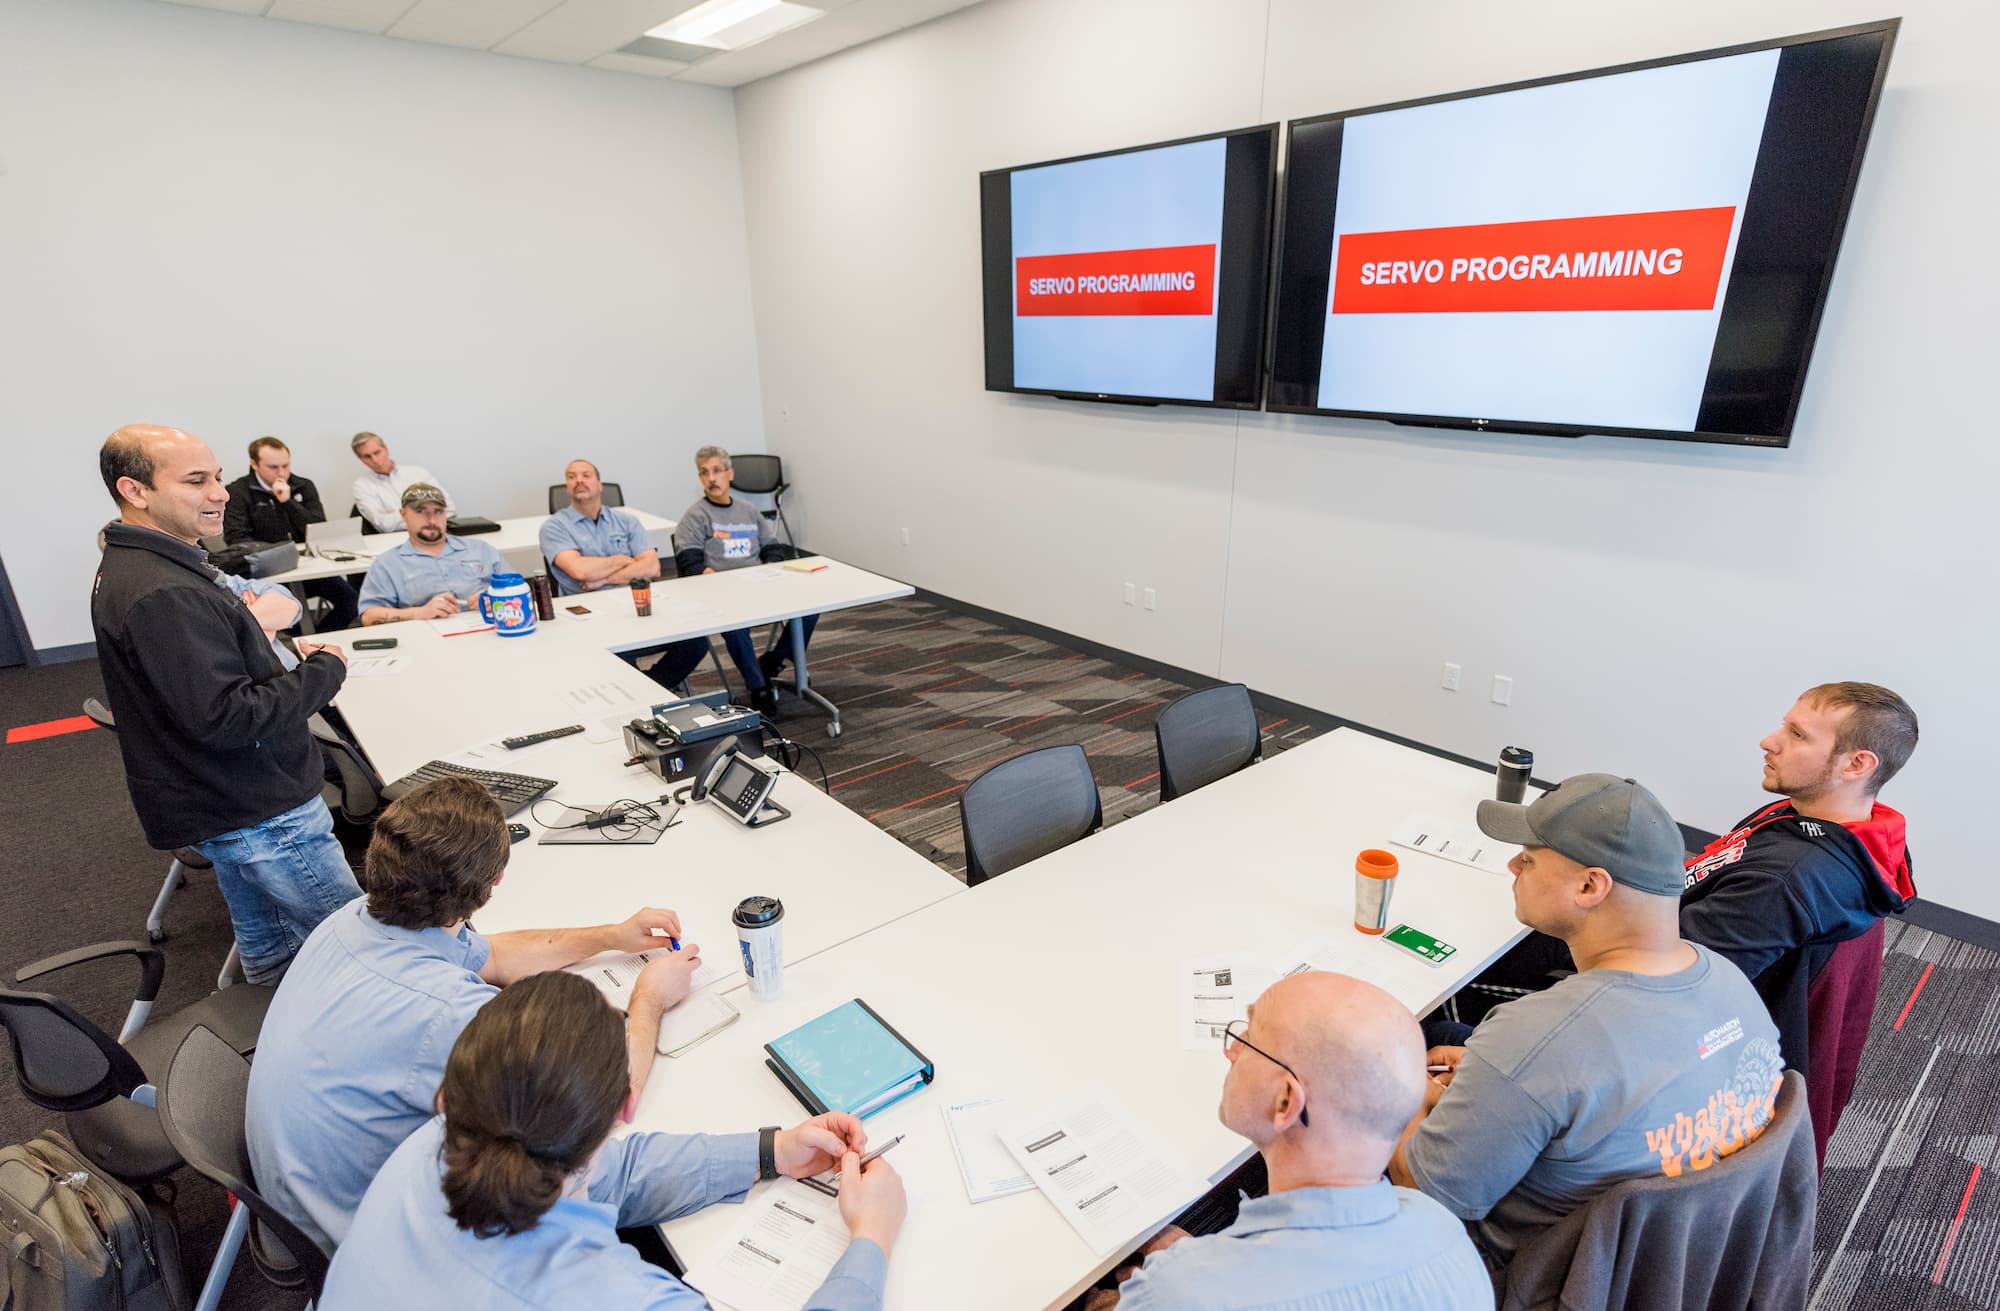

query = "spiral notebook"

[{"left": 763, "top": 999, "right": 934, "bottom": 1119}]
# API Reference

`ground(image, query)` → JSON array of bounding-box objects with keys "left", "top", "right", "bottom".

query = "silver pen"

[{"left": 835, "top": 1133, "right": 904, "bottom": 1177}]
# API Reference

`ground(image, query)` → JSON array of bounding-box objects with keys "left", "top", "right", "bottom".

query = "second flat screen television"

[
  {"left": 1267, "top": 21, "right": 1896, "bottom": 446},
  {"left": 981, "top": 125, "right": 1277, "bottom": 408}
]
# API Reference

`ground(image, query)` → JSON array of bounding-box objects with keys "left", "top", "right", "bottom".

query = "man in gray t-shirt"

[
  {"left": 1392, "top": 774, "right": 1785, "bottom": 1270},
  {"left": 670, "top": 445, "right": 816, "bottom": 717}
]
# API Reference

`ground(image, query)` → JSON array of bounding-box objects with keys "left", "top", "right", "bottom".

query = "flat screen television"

[
  {"left": 981, "top": 124, "right": 1278, "bottom": 409},
  {"left": 1266, "top": 20, "right": 1898, "bottom": 446}
]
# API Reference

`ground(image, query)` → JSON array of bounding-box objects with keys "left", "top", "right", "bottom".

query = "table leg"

[{"left": 789, "top": 617, "right": 840, "bottom": 737}]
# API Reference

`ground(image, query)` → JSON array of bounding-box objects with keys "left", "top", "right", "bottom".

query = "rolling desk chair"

[
  {"left": 960, "top": 744, "right": 1104, "bottom": 886},
  {"left": 547, "top": 482, "right": 624, "bottom": 514},
  {"left": 159, "top": 1025, "right": 330, "bottom": 1311},
  {"left": 1154, "top": 684, "right": 1263, "bottom": 802},
  {"left": 350, "top": 504, "right": 381, "bottom": 534},
  {"left": 729, "top": 453, "right": 794, "bottom": 549}
]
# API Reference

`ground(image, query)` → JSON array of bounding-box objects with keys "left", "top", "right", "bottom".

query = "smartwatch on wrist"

[{"left": 758, "top": 1126, "right": 781, "bottom": 1181}]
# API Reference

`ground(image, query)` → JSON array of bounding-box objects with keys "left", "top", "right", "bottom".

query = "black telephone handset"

[{"left": 690, "top": 741, "right": 742, "bottom": 803}]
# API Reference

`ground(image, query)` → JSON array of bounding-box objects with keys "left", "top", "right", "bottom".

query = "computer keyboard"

[{"left": 383, "top": 760, "right": 558, "bottom": 816}]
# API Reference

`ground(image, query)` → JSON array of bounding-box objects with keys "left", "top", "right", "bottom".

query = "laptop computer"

[{"left": 305, "top": 519, "right": 377, "bottom": 559}]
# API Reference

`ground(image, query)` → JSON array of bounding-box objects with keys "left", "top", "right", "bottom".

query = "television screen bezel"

[
  {"left": 980, "top": 122, "right": 1281, "bottom": 412},
  {"left": 1263, "top": 18, "right": 1900, "bottom": 447}
]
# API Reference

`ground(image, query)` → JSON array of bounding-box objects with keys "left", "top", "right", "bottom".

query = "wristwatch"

[{"left": 757, "top": 1126, "right": 781, "bottom": 1181}]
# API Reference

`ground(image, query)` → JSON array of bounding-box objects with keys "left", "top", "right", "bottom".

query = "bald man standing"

[
  {"left": 1092, "top": 972, "right": 1491, "bottom": 1310},
  {"left": 93, "top": 425, "right": 360, "bottom": 984}
]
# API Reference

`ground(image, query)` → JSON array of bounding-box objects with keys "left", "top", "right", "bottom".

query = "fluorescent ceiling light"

[{"left": 646, "top": 0, "right": 824, "bottom": 51}]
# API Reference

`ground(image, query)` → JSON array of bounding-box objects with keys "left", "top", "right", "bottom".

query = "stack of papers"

[
  {"left": 1178, "top": 955, "right": 1275, "bottom": 1051},
  {"left": 684, "top": 1179, "right": 853, "bottom": 1311},
  {"left": 1389, "top": 813, "right": 1516, "bottom": 875},
  {"left": 571, "top": 943, "right": 734, "bottom": 1007},
  {"left": 999, "top": 1089, "right": 1209, "bottom": 1255},
  {"left": 655, "top": 990, "right": 740, "bottom": 1058},
  {"left": 941, "top": 1098, "right": 1034, "bottom": 1203}
]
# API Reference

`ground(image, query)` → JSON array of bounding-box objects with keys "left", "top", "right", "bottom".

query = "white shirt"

[{"left": 351, "top": 461, "right": 454, "bottom": 532}]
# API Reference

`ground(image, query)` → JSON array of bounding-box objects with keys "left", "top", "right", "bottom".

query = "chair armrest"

[{"left": 15, "top": 941, "right": 167, "bottom": 1003}]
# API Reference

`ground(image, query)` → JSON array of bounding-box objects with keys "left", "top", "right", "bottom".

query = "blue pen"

[{"left": 668, "top": 936, "right": 681, "bottom": 951}]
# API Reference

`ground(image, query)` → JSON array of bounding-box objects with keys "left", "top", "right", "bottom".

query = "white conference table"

[
  {"left": 312, "top": 556, "right": 959, "bottom": 972},
  {"left": 261, "top": 509, "right": 679, "bottom": 588},
  {"left": 643, "top": 728, "right": 1531, "bottom": 1311},
  {"left": 315, "top": 557, "right": 912, "bottom": 762}
]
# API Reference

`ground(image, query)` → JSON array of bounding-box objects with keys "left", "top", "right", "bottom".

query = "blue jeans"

[
  {"left": 193, "top": 795, "right": 361, "bottom": 985},
  {"left": 723, "top": 615, "right": 819, "bottom": 690}
]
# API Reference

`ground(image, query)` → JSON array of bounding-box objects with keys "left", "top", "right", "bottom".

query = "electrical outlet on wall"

[
  {"left": 1491, "top": 675, "right": 1514, "bottom": 706},
  {"left": 1142, "top": 587, "right": 1157, "bottom": 611},
  {"left": 899, "top": 527, "right": 910, "bottom": 546},
  {"left": 1441, "top": 662, "right": 1462, "bottom": 692},
  {"left": 1123, "top": 582, "right": 1136, "bottom": 606}
]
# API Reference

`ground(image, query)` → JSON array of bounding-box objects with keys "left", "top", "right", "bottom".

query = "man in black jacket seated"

[
  {"left": 222, "top": 435, "right": 358, "bottom": 630},
  {"left": 93, "top": 424, "right": 360, "bottom": 984}
]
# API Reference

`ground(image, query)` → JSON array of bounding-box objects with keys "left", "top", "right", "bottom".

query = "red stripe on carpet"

[
  {"left": 1124, "top": 770, "right": 1160, "bottom": 789},
  {"left": 1260, "top": 718, "right": 1289, "bottom": 732},
  {"left": 1894, "top": 961, "right": 1936, "bottom": 1031},
  {"left": 867, "top": 783, "right": 966, "bottom": 821},
  {"left": 1102, "top": 700, "right": 1164, "bottom": 724},
  {"left": 997, "top": 713, "right": 1055, "bottom": 735},
  {"left": 932, "top": 719, "right": 970, "bottom": 731},
  {"left": 1120, "top": 671, "right": 1147, "bottom": 682},
  {"left": 5, "top": 716, "right": 101, "bottom": 744},
  {"left": 1086, "top": 732, "right": 1137, "bottom": 757},
  {"left": 916, "top": 674, "right": 982, "bottom": 694},
  {"left": 1932, "top": 1163, "right": 1981, "bottom": 1284},
  {"left": 831, "top": 758, "right": 919, "bottom": 792}
]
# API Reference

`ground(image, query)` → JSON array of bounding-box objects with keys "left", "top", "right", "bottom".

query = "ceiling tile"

[
  {"left": 587, "top": 51, "right": 693, "bottom": 77},
  {"left": 388, "top": 0, "right": 563, "bottom": 50},
  {"left": 265, "top": 0, "right": 413, "bottom": 35},
  {"left": 492, "top": 0, "right": 697, "bottom": 63},
  {"left": 678, "top": 0, "right": 977, "bottom": 86}
]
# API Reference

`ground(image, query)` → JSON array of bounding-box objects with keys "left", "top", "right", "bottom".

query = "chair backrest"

[
  {"left": 159, "top": 1025, "right": 331, "bottom": 1295},
  {"left": 82, "top": 696, "right": 117, "bottom": 730},
  {"left": 1500, "top": 1069, "right": 1814, "bottom": 1311},
  {"left": 547, "top": 483, "right": 624, "bottom": 513},
  {"left": 1154, "top": 684, "right": 1262, "bottom": 803},
  {"left": 310, "top": 714, "right": 385, "bottom": 824},
  {"left": 730, "top": 454, "right": 784, "bottom": 496},
  {"left": 0, "top": 988, "right": 148, "bottom": 1112},
  {"left": 960, "top": 745, "right": 1103, "bottom": 886}
]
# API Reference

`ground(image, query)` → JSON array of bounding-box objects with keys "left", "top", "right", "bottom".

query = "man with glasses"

[
  {"left": 1090, "top": 971, "right": 1490, "bottom": 1310},
  {"left": 1390, "top": 774, "right": 1783, "bottom": 1274}
]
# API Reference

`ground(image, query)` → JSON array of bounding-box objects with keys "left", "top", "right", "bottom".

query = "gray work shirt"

[{"left": 672, "top": 495, "right": 774, "bottom": 573}]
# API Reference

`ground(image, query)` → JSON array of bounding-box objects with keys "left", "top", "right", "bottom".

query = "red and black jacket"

[{"left": 1680, "top": 799, "right": 1913, "bottom": 1081}]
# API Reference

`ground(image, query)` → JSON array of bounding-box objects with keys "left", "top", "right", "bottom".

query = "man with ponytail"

[
  {"left": 248, "top": 777, "right": 707, "bottom": 1254},
  {"left": 323, "top": 972, "right": 906, "bottom": 1310}
]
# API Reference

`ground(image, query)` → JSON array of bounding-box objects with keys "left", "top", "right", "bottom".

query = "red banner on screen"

[
  {"left": 1016, "top": 244, "right": 1217, "bottom": 316},
  {"left": 1331, "top": 207, "right": 1736, "bottom": 314}
]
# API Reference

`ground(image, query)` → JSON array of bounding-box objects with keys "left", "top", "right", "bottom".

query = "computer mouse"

[{"left": 508, "top": 823, "right": 530, "bottom": 844}]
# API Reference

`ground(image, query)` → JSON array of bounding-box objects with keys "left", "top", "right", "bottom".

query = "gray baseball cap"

[
  {"left": 399, "top": 482, "right": 447, "bottom": 509},
  {"left": 1476, "top": 772, "right": 1686, "bottom": 896}
]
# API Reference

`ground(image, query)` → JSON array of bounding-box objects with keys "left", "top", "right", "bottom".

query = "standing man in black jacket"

[
  {"left": 93, "top": 424, "right": 360, "bottom": 984},
  {"left": 222, "top": 435, "right": 359, "bottom": 630}
]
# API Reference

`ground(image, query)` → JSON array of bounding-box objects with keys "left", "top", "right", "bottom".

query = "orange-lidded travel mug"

[{"left": 1354, "top": 849, "right": 1399, "bottom": 935}]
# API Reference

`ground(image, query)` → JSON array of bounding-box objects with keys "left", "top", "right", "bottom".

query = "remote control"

[{"left": 501, "top": 724, "right": 585, "bottom": 750}]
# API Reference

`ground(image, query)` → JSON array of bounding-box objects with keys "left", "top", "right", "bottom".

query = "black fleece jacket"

[{"left": 91, "top": 523, "right": 346, "bottom": 848}]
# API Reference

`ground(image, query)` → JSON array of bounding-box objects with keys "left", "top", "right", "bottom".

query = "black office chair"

[
  {"left": 83, "top": 698, "right": 241, "bottom": 987},
  {"left": 1154, "top": 685, "right": 1264, "bottom": 802},
  {"left": 0, "top": 942, "right": 272, "bottom": 1191},
  {"left": 159, "top": 1025, "right": 330, "bottom": 1307},
  {"left": 350, "top": 504, "right": 381, "bottom": 535},
  {"left": 960, "top": 745, "right": 1104, "bottom": 886},
  {"left": 730, "top": 454, "right": 794, "bottom": 549},
  {"left": 310, "top": 712, "right": 386, "bottom": 826},
  {"left": 547, "top": 482, "right": 624, "bottom": 514}
]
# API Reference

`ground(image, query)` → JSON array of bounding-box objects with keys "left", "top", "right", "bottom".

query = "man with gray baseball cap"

[{"left": 1388, "top": 773, "right": 1784, "bottom": 1272}]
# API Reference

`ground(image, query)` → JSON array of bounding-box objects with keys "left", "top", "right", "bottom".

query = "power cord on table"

[{"left": 527, "top": 795, "right": 682, "bottom": 841}]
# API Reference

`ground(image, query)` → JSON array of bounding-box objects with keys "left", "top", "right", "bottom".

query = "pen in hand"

[{"left": 835, "top": 1134, "right": 904, "bottom": 1178}]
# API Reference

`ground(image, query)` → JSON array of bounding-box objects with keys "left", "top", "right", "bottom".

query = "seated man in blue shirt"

[
  {"left": 323, "top": 971, "right": 906, "bottom": 1311},
  {"left": 1091, "top": 971, "right": 1492, "bottom": 1310},
  {"left": 541, "top": 458, "right": 711, "bottom": 691},
  {"left": 246, "top": 776, "right": 709, "bottom": 1254},
  {"left": 356, "top": 483, "right": 507, "bottom": 626}
]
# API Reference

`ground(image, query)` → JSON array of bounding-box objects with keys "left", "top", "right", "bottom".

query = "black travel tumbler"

[{"left": 1496, "top": 746, "right": 1533, "bottom": 804}]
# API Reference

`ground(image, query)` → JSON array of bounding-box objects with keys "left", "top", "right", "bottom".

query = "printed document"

[
  {"left": 570, "top": 938, "right": 733, "bottom": 1003},
  {"left": 941, "top": 1098, "right": 1034, "bottom": 1203},
  {"left": 343, "top": 655, "right": 407, "bottom": 677},
  {"left": 685, "top": 1179, "right": 852, "bottom": 1311},
  {"left": 1178, "top": 955, "right": 1274, "bottom": 1051},
  {"left": 1390, "top": 813, "right": 1516, "bottom": 875},
  {"left": 999, "top": 1090, "right": 1208, "bottom": 1255},
  {"left": 428, "top": 612, "right": 493, "bottom": 637}
]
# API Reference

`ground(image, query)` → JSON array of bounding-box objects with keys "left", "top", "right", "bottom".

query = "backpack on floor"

[{"left": 0, "top": 1132, "right": 188, "bottom": 1311}]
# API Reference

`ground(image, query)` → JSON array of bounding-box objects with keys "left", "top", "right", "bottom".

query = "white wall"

[
  {"left": 0, "top": 0, "right": 765, "bottom": 651},
  {"left": 735, "top": 0, "right": 2000, "bottom": 916}
]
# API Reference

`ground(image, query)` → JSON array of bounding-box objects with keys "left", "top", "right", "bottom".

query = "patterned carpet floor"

[{"left": 0, "top": 593, "right": 1989, "bottom": 1308}]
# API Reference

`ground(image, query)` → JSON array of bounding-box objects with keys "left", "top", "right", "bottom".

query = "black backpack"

[{"left": 0, "top": 1132, "right": 187, "bottom": 1311}]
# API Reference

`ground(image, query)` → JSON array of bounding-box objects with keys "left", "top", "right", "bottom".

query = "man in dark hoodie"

[
  {"left": 1451, "top": 682, "right": 1916, "bottom": 1168},
  {"left": 1679, "top": 682, "right": 1916, "bottom": 1166}
]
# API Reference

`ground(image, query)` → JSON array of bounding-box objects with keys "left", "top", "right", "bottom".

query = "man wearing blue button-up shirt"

[
  {"left": 1094, "top": 972, "right": 1491, "bottom": 1311},
  {"left": 356, "top": 483, "right": 507, "bottom": 625},
  {"left": 539, "top": 460, "right": 662, "bottom": 595},
  {"left": 246, "top": 777, "right": 709, "bottom": 1253}
]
